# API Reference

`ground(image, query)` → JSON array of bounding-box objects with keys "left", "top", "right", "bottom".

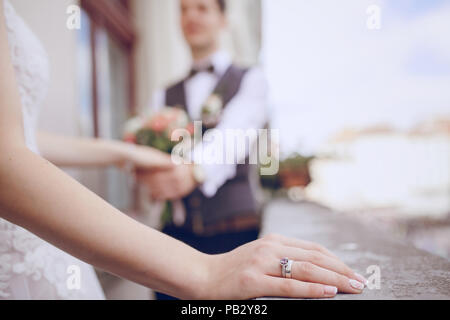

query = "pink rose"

[{"left": 147, "top": 115, "right": 169, "bottom": 133}]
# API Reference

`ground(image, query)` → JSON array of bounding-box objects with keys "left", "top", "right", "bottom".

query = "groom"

[{"left": 138, "top": 0, "right": 269, "bottom": 299}]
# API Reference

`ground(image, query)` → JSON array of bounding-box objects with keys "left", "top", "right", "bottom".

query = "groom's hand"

[{"left": 136, "top": 164, "right": 198, "bottom": 201}]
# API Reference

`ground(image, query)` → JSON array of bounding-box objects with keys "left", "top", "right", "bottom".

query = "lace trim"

[
  {"left": 0, "top": 1, "right": 90, "bottom": 299},
  {"left": 3, "top": 0, "right": 49, "bottom": 154}
]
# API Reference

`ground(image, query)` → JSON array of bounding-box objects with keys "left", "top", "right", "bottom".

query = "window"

[
  {"left": 77, "top": 0, "right": 137, "bottom": 210},
  {"left": 79, "top": 0, "right": 136, "bottom": 137}
]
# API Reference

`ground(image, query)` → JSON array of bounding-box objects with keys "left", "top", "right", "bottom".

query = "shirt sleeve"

[
  {"left": 191, "top": 66, "right": 270, "bottom": 198},
  {"left": 149, "top": 89, "right": 165, "bottom": 113}
]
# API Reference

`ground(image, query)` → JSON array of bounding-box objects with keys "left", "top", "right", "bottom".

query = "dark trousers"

[{"left": 154, "top": 225, "right": 260, "bottom": 300}]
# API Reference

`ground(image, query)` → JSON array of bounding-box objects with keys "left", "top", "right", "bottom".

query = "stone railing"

[{"left": 260, "top": 199, "right": 450, "bottom": 299}]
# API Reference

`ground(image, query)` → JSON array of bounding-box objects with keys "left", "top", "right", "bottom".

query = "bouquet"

[
  {"left": 124, "top": 107, "right": 194, "bottom": 153},
  {"left": 123, "top": 107, "right": 194, "bottom": 225}
]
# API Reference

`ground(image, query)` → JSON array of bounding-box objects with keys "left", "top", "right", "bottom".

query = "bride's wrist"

[
  {"left": 181, "top": 252, "right": 212, "bottom": 300},
  {"left": 102, "top": 139, "right": 133, "bottom": 168},
  {"left": 191, "top": 252, "right": 224, "bottom": 300},
  {"left": 173, "top": 252, "right": 217, "bottom": 300}
]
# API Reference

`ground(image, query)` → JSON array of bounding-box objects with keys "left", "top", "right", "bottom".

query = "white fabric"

[
  {"left": 0, "top": 0, "right": 105, "bottom": 300},
  {"left": 151, "top": 50, "right": 269, "bottom": 197}
]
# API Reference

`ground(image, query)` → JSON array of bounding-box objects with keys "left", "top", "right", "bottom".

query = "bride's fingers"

[
  {"left": 264, "top": 233, "right": 339, "bottom": 260},
  {"left": 260, "top": 276, "right": 338, "bottom": 299},
  {"left": 273, "top": 246, "right": 364, "bottom": 283},
  {"left": 278, "top": 260, "right": 363, "bottom": 294}
]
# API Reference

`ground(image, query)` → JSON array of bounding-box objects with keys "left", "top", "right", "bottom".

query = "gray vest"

[{"left": 165, "top": 65, "right": 261, "bottom": 234}]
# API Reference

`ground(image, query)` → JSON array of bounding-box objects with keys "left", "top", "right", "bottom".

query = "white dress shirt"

[{"left": 150, "top": 50, "right": 269, "bottom": 198}]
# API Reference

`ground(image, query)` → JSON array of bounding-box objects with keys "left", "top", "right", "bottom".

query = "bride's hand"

[
  {"left": 119, "top": 143, "right": 174, "bottom": 171},
  {"left": 202, "top": 233, "right": 366, "bottom": 299}
]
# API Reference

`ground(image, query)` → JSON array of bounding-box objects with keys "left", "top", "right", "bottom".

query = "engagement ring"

[{"left": 280, "top": 257, "right": 293, "bottom": 278}]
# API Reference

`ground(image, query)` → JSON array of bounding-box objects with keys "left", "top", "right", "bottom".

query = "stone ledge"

[{"left": 260, "top": 199, "right": 450, "bottom": 299}]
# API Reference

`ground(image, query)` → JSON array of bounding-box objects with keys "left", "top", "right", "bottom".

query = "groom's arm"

[
  {"left": 138, "top": 67, "right": 269, "bottom": 201},
  {"left": 149, "top": 88, "right": 165, "bottom": 113},
  {"left": 192, "top": 66, "right": 269, "bottom": 197}
]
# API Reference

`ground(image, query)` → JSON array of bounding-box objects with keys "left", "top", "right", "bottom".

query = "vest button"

[
  {"left": 189, "top": 197, "right": 202, "bottom": 207},
  {"left": 192, "top": 213, "right": 204, "bottom": 235}
]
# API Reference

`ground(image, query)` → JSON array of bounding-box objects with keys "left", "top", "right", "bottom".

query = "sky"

[{"left": 262, "top": 0, "right": 450, "bottom": 156}]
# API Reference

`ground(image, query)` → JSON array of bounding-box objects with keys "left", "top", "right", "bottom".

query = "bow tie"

[{"left": 188, "top": 64, "right": 215, "bottom": 79}]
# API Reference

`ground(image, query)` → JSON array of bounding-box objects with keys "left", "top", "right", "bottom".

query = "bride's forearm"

[
  {"left": 0, "top": 146, "right": 209, "bottom": 299},
  {"left": 37, "top": 131, "right": 130, "bottom": 168}
]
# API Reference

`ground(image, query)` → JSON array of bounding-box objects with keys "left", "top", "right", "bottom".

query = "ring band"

[{"left": 280, "top": 257, "right": 293, "bottom": 279}]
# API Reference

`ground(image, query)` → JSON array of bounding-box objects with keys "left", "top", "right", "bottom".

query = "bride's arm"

[
  {"left": 0, "top": 2, "right": 366, "bottom": 299},
  {"left": 0, "top": 147, "right": 208, "bottom": 298},
  {"left": 0, "top": 4, "right": 207, "bottom": 299},
  {"left": 37, "top": 131, "right": 174, "bottom": 169}
]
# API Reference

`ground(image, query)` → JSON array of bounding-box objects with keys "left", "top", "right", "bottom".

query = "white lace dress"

[{"left": 0, "top": 0, "right": 105, "bottom": 300}]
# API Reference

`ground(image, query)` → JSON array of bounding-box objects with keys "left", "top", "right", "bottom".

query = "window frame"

[{"left": 80, "top": 0, "right": 137, "bottom": 137}]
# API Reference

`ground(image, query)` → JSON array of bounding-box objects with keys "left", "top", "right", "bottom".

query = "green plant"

[{"left": 280, "top": 153, "right": 315, "bottom": 170}]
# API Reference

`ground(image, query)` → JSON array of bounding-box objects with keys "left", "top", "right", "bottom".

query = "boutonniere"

[{"left": 201, "top": 93, "right": 223, "bottom": 128}]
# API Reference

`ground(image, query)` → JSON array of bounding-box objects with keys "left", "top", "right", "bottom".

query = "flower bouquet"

[
  {"left": 123, "top": 107, "right": 194, "bottom": 226},
  {"left": 124, "top": 107, "right": 194, "bottom": 153}
]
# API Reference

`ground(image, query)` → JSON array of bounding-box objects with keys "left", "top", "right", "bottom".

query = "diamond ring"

[{"left": 280, "top": 257, "right": 293, "bottom": 278}]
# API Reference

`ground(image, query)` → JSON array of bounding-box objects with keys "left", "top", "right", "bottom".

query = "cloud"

[{"left": 262, "top": 0, "right": 450, "bottom": 154}]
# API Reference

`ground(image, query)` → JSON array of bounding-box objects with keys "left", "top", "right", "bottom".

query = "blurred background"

[{"left": 11, "top": 0, "right": 449, "bottom": 298}]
